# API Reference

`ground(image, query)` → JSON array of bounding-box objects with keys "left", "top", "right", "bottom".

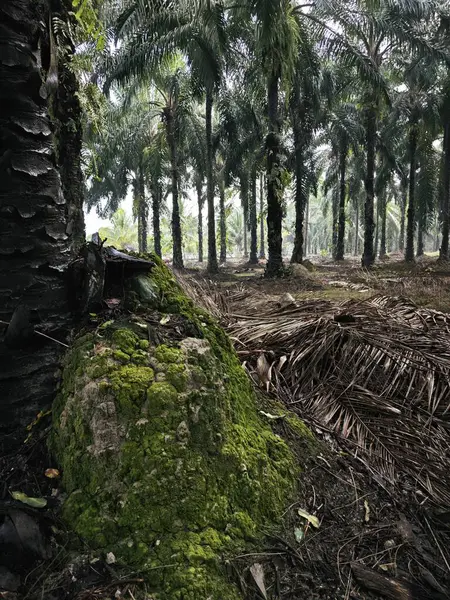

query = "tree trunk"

[
  {"left": 362, "top": 106, "right": 377, "bottom": 267},
  {"left": 290, "top": 144, "right": 305, "bottom": 264},
  {"left": 405, "top": 124, "right": 418, "bottom": 263},
  {"left": 151, "top": 182, "right": 162, "bottom": 258},
  {"left": 206, "top": 88, "right": 218, "bottom": 273},
  {"left": 249, "top": 167, "right": 258, "bottom": 264},
  {"left": 417, "top": 223, "right": 424, "bottom": 257},
  {"left": 265, "top": 74, "right": 283, "bottom": 276},
  {"left": 379, "top": 190, "right": 387, "bottom": 259},
  {"left": 440, "top": 123, "right": 450, "bottom": 260},
  {"left": 304, "top": 196, "right": 309, "bottom": 258},
  {"left": 196, "top": 179, "right": 204, "bottom": 263},
  {"left": 0, "top": 0, "right": 76, "bottom": 443},
  {"left": 138, "top": 166, "right": 148, "bottom": 254},
  {"left": 374, "top": 194, "right": 379, "bottom": 259},
  {"left": 399, "top": 181, "right": 407, "bottom": 252},
  {"left": 332, "top": 188, "right": 339, "bottom": 259},
  {"left": 219, "top": 176, "right": 227, "bottom": 263},
  {"left": 336, "top": 145, "right": 347, "bottom": 261},
  {"left": 240, "top": 173, "right": 249, "bottom": 259},
  {"left": 165, "top": 110, "right": 183, "bottom": 269},
  {"left": 259, "top": 173, "right": 265, "bottom": 259},
  {"left": 354, "top": 203, "right": 359, "bottom": 256}
]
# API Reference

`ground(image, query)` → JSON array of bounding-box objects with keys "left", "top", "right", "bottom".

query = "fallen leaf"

[
  {"left": 298, "top": 508, "right": 320, "bottom": 528},
  {"left": 44, "top": 468, "right": 60, "bottom": 479},
  {"left": 11, "top": 491, "right": 47, "bottom": 508},
  {"left": 249, "top": 563, "right": 267, "bottom": 599},
  {"left": 160, "top": 315, "right": 171, "bottom": 325}
]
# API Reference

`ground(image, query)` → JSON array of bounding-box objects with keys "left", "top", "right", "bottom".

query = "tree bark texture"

[
  {"left": 362, "top": 106, "right": 377, "bottom": 267},
  {"left": 399, "top": 181, "right": 407, "bottom": 252},
  {"left": 249, "top": 167, "right": 258, "bottom": 264},
  {"left": 354, "top": 203, "right": 359, "bottom": 256},
  {"left": 379, "top": 190, "right": 387, "bottom": 258},
  {"left": 206, "top": 88, "right": 218, "bottom": 273},
  {"left": 290, "top": 144, "right": 305, "bottom": 264},
  {"left": 265, "top": 74, "right": 283, "bottom": 276},
  {"left": 240, "top": 173, "right": 249, "bottom": 259},
  {"left": 0, "top": 0, "right": 76, "bottom": 443},
  {"left": 138, "top": 166, "right": 148, "bottom": 254}
]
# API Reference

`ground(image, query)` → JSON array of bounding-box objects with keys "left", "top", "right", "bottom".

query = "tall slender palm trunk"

[
  {"left": 405, "top": 124, "right": 418, "bottom": 263},
  {"left": 291, "top": 144, "right": 305, "bottom": 264},
  {"left": 259, "top": 173, "right": 265, "bottom": 259},
  {"left": 379, "top": 190, "right": 387, "bottom": 259},
  {"left": 440, "top": 123, "right": 450, "bottom": 260},
  {"left": 219, "top": 177, "right": 227, "bottom": 263},
  {"left": 0, "top": 0, "right": 77, "bottom": 441},
  {"left": 249, "top": 167, "right": 258, "bottom": 264},
  {"left": 362, "top": 106, "right": 377, "bottom": 267},
  {"left": 240, "top": 173, "right": 249, "bottom": 259},
  {"left": 165, "top": 111, "right": 183, "bottom": 268},
  {"left": 206, "top": 88, "right": 218, "bottom": 273},
  {"left": 354, "top": 203, "right": 360, "bottom": 256},
  {"left": 399, "top": 181, "right": 407, "bottom": 252},
  {"left": 335, "top": 145, "right": 347, "bottom": 261},
  {"left": 265, "top": 74, "right": 283, "bottom": 276},
  {"left": 196, "top": 180, "right": 204, "bottom": 263},
  {"left": 138, "top": 166, "right": 148, "bottom": 253},
  {"left": 151, "top": 182, "right": 162, "bottom": 257}
]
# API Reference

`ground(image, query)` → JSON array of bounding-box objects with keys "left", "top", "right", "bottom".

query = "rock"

[
  {"left": 290, "top": 263, "right": 314, "bottom": 279},
  {"left": 302, "top": 259, "right": 315, "bottom": 272},
  {"left": 51, "top": 255, "right": 303, "bottom": 600}
]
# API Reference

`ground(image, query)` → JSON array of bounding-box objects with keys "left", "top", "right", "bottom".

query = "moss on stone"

[{"left": 52, "top": 256, "right": 316, "bottom": 600}]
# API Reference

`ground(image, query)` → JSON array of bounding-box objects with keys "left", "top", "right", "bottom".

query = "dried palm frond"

[{"left": 227, "top": 294, "right": 450, "bottom": 505}]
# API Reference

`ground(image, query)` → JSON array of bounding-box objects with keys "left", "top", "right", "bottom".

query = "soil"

[{"left": 2, "top": 254, "right": 450, "bottom": 600}]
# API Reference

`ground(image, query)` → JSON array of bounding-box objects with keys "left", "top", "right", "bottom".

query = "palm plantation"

[{"left": 4, "top": 1, "right": 450, "bottom": 599}]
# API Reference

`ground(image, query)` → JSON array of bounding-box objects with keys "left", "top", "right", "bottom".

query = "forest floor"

[{"left": 2, "top": 253, "right": 450, "bottom": 600}]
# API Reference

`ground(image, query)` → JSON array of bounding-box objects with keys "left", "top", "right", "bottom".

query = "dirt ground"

[{"left": 2, "top": 254, "right": 450, "bottom": 600}]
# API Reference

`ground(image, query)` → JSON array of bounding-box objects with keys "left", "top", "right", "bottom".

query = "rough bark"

[
  {"left": 440, "top": 123, "right": 450, "bottom": 260},
  {"left": 265, "top": 74, "right": 283, "bottom": 276},
  {"left": 240, "top": 173, "right": 249, "bottom": 259},
  {"left": 354, "top": 203, "right": 360, "bottom": 256},
  {"left": 335, "top": 145, "right": 347, "bottom": 261},
  {"left": 164, "top": 110, "right": 183, "bottom": 269},
  {"left": 0, "top": 0, "right": 76, "bottom": 443},
  {"left": 219, "top": 176, "right": 227, "bottom": 263},
  {"left": 249, "top": 167, "right": 258, "bottom": 264},
  {"left": 399, "top": 181, "right": 407, "bottom": 253},
  {"left": 206, "top": 88, "right": 218, "bottom": 273},
  {"left": 332, "top": 188, "right": 339, "bottom": 259},
  {"left": 259, "top": 173, "right": 265, "bottom": 259},
  {"left": 196, "top": 179, "right": 204, "bottom": 263},
  {"left": 405, "top": 124, "right": 418, "bottom": 263},
  {"left": 362, "top": 106, "right": 377, "bottom": 267},
  {"left": 304, "top": 196, "right": 309, "bottom": 257},
  {"left": 417, "top": 223, "right": 424, "bottom": 257},
  {"left": 138, "top": 166, "right": 148, "bottom": 254}
]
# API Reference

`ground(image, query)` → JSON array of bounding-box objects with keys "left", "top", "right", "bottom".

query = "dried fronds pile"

[{"left": 183, "top": 277, "right": 450, "bottom": 506}]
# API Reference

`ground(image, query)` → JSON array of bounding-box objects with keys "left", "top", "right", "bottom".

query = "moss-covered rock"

[{"left": 52, "top": 256, "right": 311, "bottom": 599}]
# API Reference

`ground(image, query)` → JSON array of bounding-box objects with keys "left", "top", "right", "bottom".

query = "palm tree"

[{"left": 0, "top": 0, "right": 82, "bottom": 437}]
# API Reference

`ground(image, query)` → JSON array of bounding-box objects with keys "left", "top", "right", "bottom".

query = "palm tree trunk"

[
  {"left": 165, "top": 111, "right": 183, "bottom": 269},
  {"left": 362, "top": 106, "right": 377, "bottom": 267},
  {"left": 243, "top": 210, "right": 248, "bottom": 257},
  {"left": 379, "top": 190, "right": 387, "bottom": 259},
  {"left": 332, "top": 188, "right": 339, "bottom": 259},
  {"left": 249, "top": 167, "right": 258, "bottom": 264},
  {"left": 354, "top": 203, "right": 359, "bottom": 256},
  {"left": 336, "top": 145, "right": 347, "bottom": 261},
  {"left": 219, "top": 177, "right": 227, "bottom": 263},
  {"left": 374, "top": 196, "right": 379, "bottom": 259},
  {"left": 0, "top": 0, "right": 75, "bottom": 441},
  {"left": 266, "top": 74, "right": 283, "bottom": 276},
  {"left": 440, "top": 123, "right": 450, "bottom": 260},
  {"left": 138, "top": 166, "right": 148, "bottom": 254},
  {"left": 196, "top": 180, "right": 203, "bottom": 262},
  {"left": 151, "top": 183, "right": 162, "bottom": 258},
  {"left": 399, "top": 182, "right": 407, "bottom": 252},
  {"left": 240, "top": 173, "right": 249, "bottom": 259},
  {"left": 206, "top": 88, "right": 218, "bottom": 273},
  {"left": 304, "top": 197, "right": 309, "bottom": 257},
  {"left": 259, "top": 173, "right": 265, "bottom": 259},
  {"left": 405, "top": 124, "right": 418, "bottom": 263},
  {"left": 417, "top": 223, "right": 424, "bottom": 257},
  {"left": 291, "top": 145, "right": 305, "bottom": 264}
]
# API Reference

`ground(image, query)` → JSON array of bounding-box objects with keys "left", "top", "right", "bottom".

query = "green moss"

[
  {"left": 114, "top": 349, "right": 130, "bottom": 363},
  {"left": 52, "top": 256, "right": 316, "bottom": 600}
]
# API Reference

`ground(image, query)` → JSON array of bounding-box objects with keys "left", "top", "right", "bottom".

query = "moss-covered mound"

[{"left": 52, "top": 257, "right": 303, "bottom": 599}]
